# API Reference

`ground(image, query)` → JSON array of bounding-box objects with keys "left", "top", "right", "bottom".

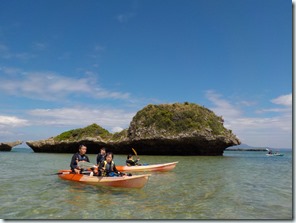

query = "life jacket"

[
  {"left": 71, "top": 153, "right": 89, "bottom": 172},
  {"left": 103, "top": 160, "right": 115, "bottom": 172},
  {"left": 126, "top": 159, "right": 135, "bottom": 166},
  {"left": 76, "top": 153, "right": 88, "bottom": 162},
  {"left": 126, "top": 159, "right": 138, "bottom": 166}
]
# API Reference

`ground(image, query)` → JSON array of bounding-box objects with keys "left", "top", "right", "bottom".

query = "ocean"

[{"left": 0, "top": 147, "right": 292, "bottom": 220}]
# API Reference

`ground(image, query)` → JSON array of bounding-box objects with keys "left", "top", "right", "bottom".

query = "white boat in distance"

[{"left": 265, "top": 148, "right": 284, "bottom": 156}]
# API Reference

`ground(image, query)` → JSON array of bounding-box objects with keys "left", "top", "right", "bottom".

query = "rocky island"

[
  {"left": 0, "top": 140, "right": 23, "bottom": 151},
  {"left": 26, "top": 102, "right": 240, "bottom": 155}
]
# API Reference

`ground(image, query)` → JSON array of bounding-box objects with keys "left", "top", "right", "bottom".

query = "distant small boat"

[
  {"left": 266, "top": 153, "right": 284, "bottom": 157},
  {"left": 265, "top": 148, "right": 284, "bottom": 156}
]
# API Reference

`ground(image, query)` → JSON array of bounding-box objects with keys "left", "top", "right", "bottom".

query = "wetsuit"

[
  {"left": 70, "top": 152, "right": 90, "bottom": 172},
  {"left": 96, "top": 154, "right": 106, "bottom": 165},
  {"left": 126, "top": 159, "right": 139, "bottom": 166}
]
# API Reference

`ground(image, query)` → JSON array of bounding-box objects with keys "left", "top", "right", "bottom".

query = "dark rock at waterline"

[
  {"left": 0, "top": 140, "right": 23, "bottom": 151},
  {"left": 26, "top": 103, "right": 241, "bottom": 156}
]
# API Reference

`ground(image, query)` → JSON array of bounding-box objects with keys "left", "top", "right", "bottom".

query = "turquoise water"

[{"left": 0, "top": 148, "right": 292, "bottom": 219}]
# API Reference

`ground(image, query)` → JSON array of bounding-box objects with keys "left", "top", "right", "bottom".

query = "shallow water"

[{"left": 0, "top": 148, "right": 292, "bottom": 219}]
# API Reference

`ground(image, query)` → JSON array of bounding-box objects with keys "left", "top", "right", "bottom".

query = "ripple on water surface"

[{"left": 0, "top": 150, "right": 292, "bottom": 219}]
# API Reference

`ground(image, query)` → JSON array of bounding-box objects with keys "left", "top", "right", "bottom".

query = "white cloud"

[
  {"left": 111, "top": 126, "right": 124, "bottom": 133},
  {"left": 0, "top": 67, "right": 130, "bottom": 101},
  {"left": 0, "top": 115, "right": 28, "bottom": 127},
  {"left": 205, "top": 90, "right": 242, "bottom": 118},
  {"left": 27, "top": 107, "right": 135, "bottom": 131},
  {"left": 205, "top": 91, "right": 292, "bottom": 148},
  {"left": 271, "top": 93, "right": 292, "bottom": 106}
]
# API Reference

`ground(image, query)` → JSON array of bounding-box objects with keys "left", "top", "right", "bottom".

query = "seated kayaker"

[
  {"left": 70, "top": 145, "right": 98, "bottom": 175},
  {"left": 70, "top": 145, "right": 90, "bottom": 174},
  {"left": 126, "top": 154, "right": 140, "bottom": 166},
  {"left": 99, "top": 152, "right": 123, "bottom": 177}
]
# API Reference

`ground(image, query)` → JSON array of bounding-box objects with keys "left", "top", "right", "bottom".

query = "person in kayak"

[
  {"left": 126, "top": 154, "right": 141, "bottom": 166},
  {"left": 70, "top": 145, "right": 98, "bottom": 175},
  {"left": 96, "top": 147, "right": 106, "bottom": 165},
  {"left": 100, "top": 152, "right": 123, "bottom": 177}
]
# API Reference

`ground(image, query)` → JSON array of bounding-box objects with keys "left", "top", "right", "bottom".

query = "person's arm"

[
  {"left": 113, "top": 163, "right": 119, "bottom": 173},
  {"left": 70, "top": 154, "right": 78, "bottom": 171},
  {"left": 96, "top": 154, "right": 99, "bottom": 165},
  {"left": 99, "top": 161, "right": 106, "bottom": 175},
  {"left": 134, "top": 159, "right": 140, "bottom": 165}
]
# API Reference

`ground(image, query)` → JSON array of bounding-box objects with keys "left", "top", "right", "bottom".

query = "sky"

[{"left": 0, "top": 0, "right": 292, "bottom": 149}]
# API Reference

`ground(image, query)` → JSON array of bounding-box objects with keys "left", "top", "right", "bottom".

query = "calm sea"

[{"left": 0, "top": 147, "right": 292, "bottom": 220}]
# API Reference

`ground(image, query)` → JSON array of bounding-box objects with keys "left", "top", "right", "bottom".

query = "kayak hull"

[
  {"left": 116, "top": 161, "right": 178, "bottom": 172},
  {"left": 58, "top": 170, "right": 150, "bottom": 188}
]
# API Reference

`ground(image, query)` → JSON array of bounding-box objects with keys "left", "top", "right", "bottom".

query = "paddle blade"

[
  {"left": 132, "top": 148, "right": 138, "bottom": 156},
  {"left": 78, "top": 161, "right": 96, "bottom": 169}
]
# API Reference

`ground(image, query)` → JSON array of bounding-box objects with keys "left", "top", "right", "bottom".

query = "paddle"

[
  {"left": 132, "top": 148, "right": 138, "bottom": 157},
  {"left": 52, "top": 172, "right": 63, "bottom": 175},
  {"left": 51, "top": 162, "right": 97, "bottom": 175},
  {"left": 131, "top": 148, "right": 147, "bottom": 166},
  {"left": 132, "top": 148, "right": 140, "bottom": 161},
  {"left": 78, "top": 161, "right": 97, "bottom": 169},
  {"left": 52, "top": 170, "right": 91, "bottom": 175}
]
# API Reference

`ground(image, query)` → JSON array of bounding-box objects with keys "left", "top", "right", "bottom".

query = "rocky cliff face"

[
  {"left": 0, "top": 140, "right": 23, "bottom": 151},
  {"left": 26, "top": 103, "right": 240, "bottom": 155},
  {"left": 125, "top": 103, "right": 240, "bottom": 155}
]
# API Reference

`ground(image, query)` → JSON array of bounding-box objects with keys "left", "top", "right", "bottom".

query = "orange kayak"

[
  {"left": 58, "top": 170, "right": 150, "bottom": 189},
  {"left": 116, "top": 161, "right": 178, "bottom": 172}
]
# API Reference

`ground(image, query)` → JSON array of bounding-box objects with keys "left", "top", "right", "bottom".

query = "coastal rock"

[
  {"left": 0, "top": 140, "right": 23, "bottom": 151},
  {"left": 26, "top": 124, "right": 113, "bottom": 153},
  {"left": 26, "top": 103, "right": 241, "bottom": 155},
  {"left": 26, "top": 137, "right": 107, "bottom": 153},
  {"left": 123, "top": 103, "right": 240, "bottom": 155}
]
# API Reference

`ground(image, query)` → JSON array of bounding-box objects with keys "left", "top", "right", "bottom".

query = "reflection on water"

[{"left": 0, "top": 149, "right": 292, "bottom": 219}]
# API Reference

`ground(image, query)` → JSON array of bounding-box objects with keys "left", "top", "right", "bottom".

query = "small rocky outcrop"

[
  {"left": 26, "top": 102, "right": 241, "bottom": 155},
  {"left": 0, "top": 140, "right": 23, "bottom": 151},
  {"left": 26, "top": 124, "right": 114, "bottom": 153}
]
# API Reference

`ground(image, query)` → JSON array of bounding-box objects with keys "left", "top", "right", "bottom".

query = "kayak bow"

[{"left": 116, "top": 161, "right": 178, "bottom": 172}]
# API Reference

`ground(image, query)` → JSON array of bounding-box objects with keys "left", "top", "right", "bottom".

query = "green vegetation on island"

[
  {"left": 54, "top": 123, "right": 113, "bottom": 141},
  {"left": 53, "top": 102, "right": 234, "bottom": 141},
  {"left": 130, "top": 102, "right": 229, "bottom": 137}
]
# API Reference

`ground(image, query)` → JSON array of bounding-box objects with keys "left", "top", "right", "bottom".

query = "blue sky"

[{"left": 0, "top": 0, "right": 292, "bottom": 148}]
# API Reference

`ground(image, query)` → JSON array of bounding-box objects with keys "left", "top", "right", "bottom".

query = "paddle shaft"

[{"left": 132, "top": 148, "right": 139, "bottom": 159}]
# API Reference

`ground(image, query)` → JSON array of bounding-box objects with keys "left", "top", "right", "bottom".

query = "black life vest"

[{"left": 76, "top": 153, "right": 88, "bottom": 162}]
